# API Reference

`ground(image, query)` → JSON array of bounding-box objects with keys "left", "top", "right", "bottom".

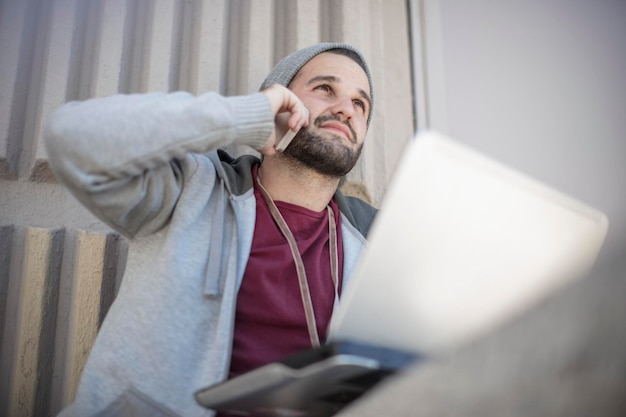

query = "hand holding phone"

[{"left": 262, "top": 85, "right": 308, "bottom": 154}]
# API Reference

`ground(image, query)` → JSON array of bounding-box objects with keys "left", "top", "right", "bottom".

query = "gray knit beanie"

[{"left": 260, "top": 43, "right": 374, "bottom": 126}]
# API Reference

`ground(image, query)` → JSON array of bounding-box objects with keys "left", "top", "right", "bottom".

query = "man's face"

[{"left": 283, "top": 52, "right": 372, "bottom": 177}]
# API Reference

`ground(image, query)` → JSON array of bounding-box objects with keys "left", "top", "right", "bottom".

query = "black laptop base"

[{"left": 195, "top": 341, "right": 419, "bottom": 417}]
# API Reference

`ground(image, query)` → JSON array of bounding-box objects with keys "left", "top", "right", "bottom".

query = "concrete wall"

[{"left": 0, "top": 1, "right": 415, "bottom": 415}]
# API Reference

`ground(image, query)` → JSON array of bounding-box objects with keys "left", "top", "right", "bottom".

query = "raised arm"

[
  {"left": 44, "top": 91, "right": 274, "bottom": 237},
  {"left": 44, "top": 86, "right": 308, "bottom": 238}
]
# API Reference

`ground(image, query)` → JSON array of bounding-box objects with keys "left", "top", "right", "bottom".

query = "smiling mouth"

[
  {"left": 313, "top": 114, "right": 357, "bottom": 144},
  {"left": 320, "top": 123, "right": 353, "bottom": 143}
]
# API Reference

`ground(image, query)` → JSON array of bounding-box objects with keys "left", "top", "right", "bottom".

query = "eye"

[
  {"left": 353, "top": 99, "right": 366, "bottom": 113},
  {"left": 315, "top": 84, "right": 332, "bottom": 93}
]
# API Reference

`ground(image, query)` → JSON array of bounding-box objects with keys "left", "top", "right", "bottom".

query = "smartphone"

[{"left": 274, "top": 112, "right": 300, "bottom": 152}]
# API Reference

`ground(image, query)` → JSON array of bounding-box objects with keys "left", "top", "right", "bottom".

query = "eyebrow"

[{"left": 306, "top": 75, "right": 372, "bottom": 114}]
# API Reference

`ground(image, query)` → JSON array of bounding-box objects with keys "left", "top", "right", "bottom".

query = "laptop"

[{"left": 195, "top": 131, "right": 609, "bottom": 416}]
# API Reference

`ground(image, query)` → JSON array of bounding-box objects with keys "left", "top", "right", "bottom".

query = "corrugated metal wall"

[{"left": 0, "top": 0, "right": 415, "bottom": 415}]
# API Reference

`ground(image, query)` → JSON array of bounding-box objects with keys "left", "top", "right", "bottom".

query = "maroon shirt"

[{"left": 228, "top": 166, "right": 344, "bottom": 379}]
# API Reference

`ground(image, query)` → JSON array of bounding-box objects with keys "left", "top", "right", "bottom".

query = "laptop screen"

[{"left": 329, "top": 131, "right": 608, "bottom": 354}]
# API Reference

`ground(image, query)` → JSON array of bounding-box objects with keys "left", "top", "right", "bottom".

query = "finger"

[
  {"left": 262, "top": 84, "right": 289, "bottom": 115},
  {"left": 289, "top": 105, "right": 309, "bottom": 131}
]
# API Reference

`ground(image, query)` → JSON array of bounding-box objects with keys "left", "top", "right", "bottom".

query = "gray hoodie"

[{"left": 44, "top": 90, "right": 376, "bottom": 417}]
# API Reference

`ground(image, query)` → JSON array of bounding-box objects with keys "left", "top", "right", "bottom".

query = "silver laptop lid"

[{"left": 330, "top": 131, "right": 608, "bottom": 354}]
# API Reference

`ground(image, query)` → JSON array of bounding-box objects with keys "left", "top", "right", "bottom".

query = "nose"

[{"left": 329, "top": 94, "right": 355, "bottom": 118}]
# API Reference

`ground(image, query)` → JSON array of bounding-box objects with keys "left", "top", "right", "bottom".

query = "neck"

[{"left": 258, "top": 154, "right": 340, "bottom": 212}]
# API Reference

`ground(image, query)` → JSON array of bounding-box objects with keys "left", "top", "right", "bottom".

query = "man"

[{"left": 45, "top": 43, "right": 376, "bottom": 417}]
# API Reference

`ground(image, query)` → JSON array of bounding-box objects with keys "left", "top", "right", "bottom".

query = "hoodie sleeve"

[{"left": 44, "top": 91, "right": 274, "bottom": 238}]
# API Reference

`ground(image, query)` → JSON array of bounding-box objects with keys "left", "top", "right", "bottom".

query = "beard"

[{"left": 282, "top": 114, "right": 363, "bottom": 178}]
